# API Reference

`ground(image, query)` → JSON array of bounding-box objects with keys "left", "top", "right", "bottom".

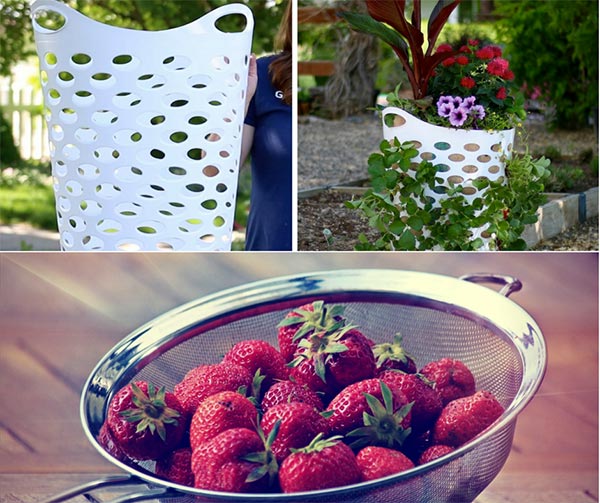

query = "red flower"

[
  {"left": 459, "top": 45, "right": 472, "bottom": 53},
  {"left": 475, "top": 47, "right": 495, "bottom": 60},
  {"left": 456, "top": 55, "right": 469, "bottom": 66},
  {"left": 503, "top": 69, "right": 515, "bottom": 81},
  {"left": 496, "top": 87, "right": 507, "bottom": 100},
  {"left": 468, "top": 39, "right": 479, "bottom": 46},
  {"left": 487, "top": 58, "right": 510, "bottom": 77},
  {"left": 442, "top": 57, "right": 456, "bottom": 67},
  {"left": 489, "top": 45, "right": 503, "bottom": 58},
  {"left": 460, "top": 77, "right": 476, "bottom": 89},
  {"left": 436, "top": 44, "right": 453, "bottom": 54}
]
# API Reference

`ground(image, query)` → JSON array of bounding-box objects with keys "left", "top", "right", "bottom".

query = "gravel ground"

[{"left": 298, "top": 114, "right": 598, "bottom": 251}]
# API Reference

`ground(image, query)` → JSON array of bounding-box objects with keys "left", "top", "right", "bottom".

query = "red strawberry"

[
  {"left": 97, "top": 422, "right": 131, "bottom": 464},
  {"left": 326, "top": 379, "right": 412, "bottom": 450},
  {"left": 432, "top": 390, "right": 504, "bottom": 447},
  {"left": 190, "top": 391, "right": 257, "bottom": 451},
  {"left": 325, "top": 329, "right": 377, "bottom": 391},
  {"left": 260, "top": 402, "right": 329, "bottom": 462},
  {"left": 290, "top": 328, "right": 376, "bottom": 396},
  {"left": 418, "top": 444, "right": 455, "bottom": 465},
  {"left": 277, "top": 301, "right": 347, "bottom": 362},
  {"left": 278, "top": 434, "right": 362, "bottom": 493},
  {"left": 191, "top": 427, "right": 277, "bottom": 492},
  {"left": 356, "top": 446, "right": 415, "bottom": 481},
  {"left": 174, "top": 362, "right": 253, "bottom": 416},
  {"left": 106, "top": 381, "right": 186, "bottom": 461},
  {"left": 155, "top": 447, "right": 194, "bottom": 486},
  {"left": 379, "top": 370, "right": 443, "bottom": 434},
  {"left": 222, "top": 340, "right": 289, "bottom": 392},
  {"left": 261, "top": 380, "right": 324, "bottom": 412},
  {"left": 419, "top": 358, "right": 476, "bottom": 406},
  {"left": 373, "top": 334, "right": 417, "bottom": 374},
  {"left": 289, "top": 357, "right": 331, "bottom": 396}
]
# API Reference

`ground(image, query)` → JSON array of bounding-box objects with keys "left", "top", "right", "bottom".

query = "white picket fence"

[{"left": 0, "top": 78, "right": 50, "bottom": 161}]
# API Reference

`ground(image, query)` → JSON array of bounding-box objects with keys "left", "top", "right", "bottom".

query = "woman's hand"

[{"left": 245, "top": 54, "right": 258, "bottom": 116}]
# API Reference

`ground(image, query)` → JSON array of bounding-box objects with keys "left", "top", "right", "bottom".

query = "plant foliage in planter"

[{"left": 346, "top": 138, "right": 551, "bottom": 251}]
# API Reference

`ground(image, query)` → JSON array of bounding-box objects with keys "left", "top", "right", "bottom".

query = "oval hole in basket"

[
  {"left": 33, "top": 9, "right": 66, "bottom": 32},
  {"left": 188, "top": 115, "right": 208, "bottom": 126},
  {"left": 462, "top": 165, "right": 479, "bottom": 174},
  {"left": 219, "top": 150, "right": 230, "bottom": 159},
  {"left": 97, "top": 219, "right": 122, "bottom": 234},
  {"left": 79, "top": 199, "right": 103, "bottom": 216},
  {"left": 95, "top": 184, "right": 122, "bottom": 199},
  {"left": 188, "top": 74, "right": 212, "bottom": 89},
  {"left": 44, "top": 52, "right": 58, "bottom": 67},
  {"left": 216, "top": 183, "right": 228, "bottom": 193},
  {"left": 433, "top": 141, "right": 451, "bottom": 151},
  {"left": 117, "top": 241, "right": 142, "bottom": 251},
  {"left": 73, "top": 90, "right": 95, "bottom": 107},
  {"left": 447, "top": 175, "right": 464, "bottom": 185},
  {"left": 81, "top": 235, "right": 104, "bottom": 250},
  {"left": 214, "top": 13, "right": 248, "bottom": 33},
  {"left": 91, "top": 109, "right": 118, "bottom": 126},
  {"left": 90, "top": 73, "right": 116, "bottom": 89},
  {"left": 59, "top": 108, "right": 78, "bottom": 124},
  {"left": 200, "top": 234, "right": 216, "bottom": 244},
  {"left": 71, "top": 53, "right": 92, "bottom": 66},
  {"left": 51, "top": 124, "right": 64, "bottom": 141},
  {"left": 205, "top": 132, "right": 222, "bottom": 142},
  {"left": 464, "top": 143, "right": 480, "bottom": 152},
  {"left": 94, "top": 147, "right": 120, "bottom": 162},
  {"left": 57, "top": 71, "right": 74, "bottom": 85},
  {"left": 137, "top": 74, "right": 166, "bottom": 90},
  {"left": 187, "top": 148, "right": 206, "bottom": 161},
  {"left": 462, "top": 186, "right": 477, "bottom": 195},
  {"left": 420, "top": 152, "right": 436, "bottom": 161},
  {"left": 491, "top": 143, "right": 502, "bottom": 152},
  {"left": 75, "top": 127, "right": 98, "bottom": 144},
  {"left": 150, "top": 149, "right": 166, "bottom": 160},
  {"left": 384, "top": 114, "right": 406, "bottom": 128},
  {"left": 112, "top": 54, "right": 138, "bottom": 69},
  {"left": 211, "top": 55, "right": 231, "bottom": 71},
  {"left": 201, "top": 199, "right": 218, "bottom": 210},
  {"left": 116, "top": 202, "right": 142, "bottom": 217},
  {"left": 170, "top": 132, "right": 188, "bottom": 144},
  {"left": 168, "top": 166, "right": 187, "bottom": 176},
  {"left": 40, "top": 70, "right": 49, "bottom": 86},
  {"left": 436, "top": 164, "right": 451, "bottom": 173},
  {"left": 77, "top": 164, "right": 100, "bottom": 180},
  {"left": 477, "top": 154, "right": 492, "bottom": 163},
  {"left": 488, "top": 165, "right": 501, "bottom": 174},
  {"left": 163, "top": 55, "right": 191, "bottom": 71},
  {"left": 203, "top": 165, "right": 220, "bottom": 177},
  {"left": 186, "top": 184, "right": 205, "bottom": 193},
  {"left": 448, "top": 153, "right": 465, "bottom": 162},
  {"left": 62, "top": 143, "right": 80, "bottom": 161}
]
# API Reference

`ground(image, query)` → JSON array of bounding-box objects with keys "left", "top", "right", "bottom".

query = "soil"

[{"left": 297, "top": 114, "right": 598, "bottom": 252}]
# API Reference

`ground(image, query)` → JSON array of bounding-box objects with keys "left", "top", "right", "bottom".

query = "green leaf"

[
  {"left": 398, "top": 229, "right": 416, "bottom": 250},
  {"left": 407, "top": 215, "right": 424, "bottom": 231}
]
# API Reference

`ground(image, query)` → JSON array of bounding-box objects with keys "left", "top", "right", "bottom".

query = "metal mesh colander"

[{"left": 46, "top": 269, "right": 546, "bottom": 503}]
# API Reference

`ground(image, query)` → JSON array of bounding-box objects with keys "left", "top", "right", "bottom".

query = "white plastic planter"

[
  {"left": 382, "top": 107, "right": 515, "bottom": 248},
  {"left": 31, "top": 0, "right": 254, "bottom": 251}
]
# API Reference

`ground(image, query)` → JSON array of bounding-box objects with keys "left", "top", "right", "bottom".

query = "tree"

[{"left": 323, "top": 0, "right": 379, "bottom": 118}]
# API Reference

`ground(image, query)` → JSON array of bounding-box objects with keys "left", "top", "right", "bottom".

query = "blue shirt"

[{"left": 244, "top": 55, "right": 292, "bottom": 251}]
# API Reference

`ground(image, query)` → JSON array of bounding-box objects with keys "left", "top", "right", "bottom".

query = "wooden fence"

[{"left": 0, "top": 79, "right": 50, "bottom": 161}]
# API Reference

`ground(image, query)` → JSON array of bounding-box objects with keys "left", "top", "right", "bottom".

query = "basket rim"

[{"left": 80, "top": 268, "right": 547, "bottom": 500}]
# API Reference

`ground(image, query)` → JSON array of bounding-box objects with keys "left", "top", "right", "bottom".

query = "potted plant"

[{"left": 339, "top": 0, "right": 547, "bottom": 250}]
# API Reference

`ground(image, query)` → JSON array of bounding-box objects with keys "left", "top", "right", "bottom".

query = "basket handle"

[
  {"left": 200, "top": 2, "right": 254, "bottom": 35},
  {"left": 459, "top": 273, "right": 523, "bottom": 297},
  {"left": 36, "top": 474, "right": 176, "bottom": 503},
  {"left": 30, "top": 0, "right": 70, "bottom": 34}
]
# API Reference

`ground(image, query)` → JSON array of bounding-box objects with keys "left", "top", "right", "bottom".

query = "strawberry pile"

[{"left": 98, "top": 300, "right": 505, "bottom": 494}]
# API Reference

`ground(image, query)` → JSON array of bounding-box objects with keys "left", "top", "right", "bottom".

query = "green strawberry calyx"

[
  {"left": 119, "top": 382, "right": 180, "bottom": 442},
  {"left": 277, "top": 300, "right": 347, "bottom": 341},
  {"left": 290, "top": 433, "right": 345, "bottom": 454},
  {"left": 346, "top": 381, "right": 413, "bottom": 450},
  {"left": 373, "top": 333, "right": 415, "bottom": 369},
  {"left": 243, "top": 419, "right": 281, "bottom": 485},
  {"left": 288, "top": 324, "right": 356, "bottom": 383}
]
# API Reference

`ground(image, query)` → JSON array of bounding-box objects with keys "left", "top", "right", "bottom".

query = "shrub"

[{"left": 494, "top": 0, "right": 598, "bottom": 129}]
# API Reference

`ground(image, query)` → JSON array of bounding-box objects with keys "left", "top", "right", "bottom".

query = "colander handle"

[
  {"left": 38, "top": 474, "right": 177, "bottom": 503},
  {"left": 459, "top": 273, "right": 522, "bottom": 297}
]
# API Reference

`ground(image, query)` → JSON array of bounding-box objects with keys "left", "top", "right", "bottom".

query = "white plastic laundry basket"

[
  {"left": 382, "top": 107, "right": 515, "bottom": 249},
  {"left": 31, "top": 0, "right": 254, "bottom": 251}
]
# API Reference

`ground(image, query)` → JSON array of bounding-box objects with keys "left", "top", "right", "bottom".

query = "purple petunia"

[
  {"left": 436, "top": 95, "right": 487, "bottom": 128},
  {"left": 449, "top": 107, "right": 468, "bottom": 127}
]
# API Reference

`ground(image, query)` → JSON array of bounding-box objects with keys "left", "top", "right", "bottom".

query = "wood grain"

[{"left": 1, "top": 252, "right": 597, "bottom": 502}]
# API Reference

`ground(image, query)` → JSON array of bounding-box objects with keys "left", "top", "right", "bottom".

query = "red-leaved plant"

[{"left": 339, "top": 0, "right": 461, "bottom": 100}]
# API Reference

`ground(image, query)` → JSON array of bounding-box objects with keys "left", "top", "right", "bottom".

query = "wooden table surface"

[{"left": 1, "top": 252, "right": 597, "bottom": 503}]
